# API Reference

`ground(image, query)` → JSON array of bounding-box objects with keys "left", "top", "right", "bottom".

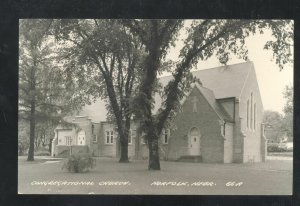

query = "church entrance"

[{"left": 190, "top": 127, "right": 201, "bottom": 155}]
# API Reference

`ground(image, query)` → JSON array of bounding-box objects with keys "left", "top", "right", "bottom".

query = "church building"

[{"left": 51, "top": 61, "right": 267, "bottom": 163}]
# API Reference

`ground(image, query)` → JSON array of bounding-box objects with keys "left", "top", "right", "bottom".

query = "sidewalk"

[
  {"left": 266, "top": 156, "right": 293, "bottom": 161},
  {"left": 18, "top": 156, "right": 64, "bottom": 161}
]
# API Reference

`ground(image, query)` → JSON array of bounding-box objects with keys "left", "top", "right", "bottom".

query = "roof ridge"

[
  {"left": 159, "top": 61, "right": 253, "bottom": 79},
  {"left": 238, "top": 61, "right": 254, "bottom": 99}
]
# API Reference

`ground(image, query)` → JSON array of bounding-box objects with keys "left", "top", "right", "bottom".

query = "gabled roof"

[
  {"left": 153, "top": 61, "right": 253, "bottom": 113},
  {"left": 79, "top": 61, "right": 253, "bottom": 122},
  {"left": 195, "top": 84, "right": 234, "bottom": 122}
]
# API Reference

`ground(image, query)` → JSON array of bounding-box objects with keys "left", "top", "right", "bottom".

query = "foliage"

[
  {"left": 282, "top": 85, "right": 293, "bottom": 141},
  {"left": 263, "top": 110, "right": 285, "bottom": 143},
  {"left": 62, "top": 153, "right": 96, "bottom": 173},
  {"left": 53, "top": 19, "right": 145, "bottom": 162},
  {"left": 34, "top": 148, "right": 50, "bottom": 156},
  {"left": 18, "top": 119, "right": 30, "bottom": 155},
  {"left": 19, "top": 19, "right": 80, "bottom": 161},
  {"left": 267, "top": 143, "right": 282, "bottom": 152},
  {"left": 121, "top": 19, "right": 293, "bottom": 170}
]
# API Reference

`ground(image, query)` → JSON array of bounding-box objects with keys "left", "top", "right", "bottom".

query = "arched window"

[{"left": 190, "top": 127, "right": 199, "bottom": 136}]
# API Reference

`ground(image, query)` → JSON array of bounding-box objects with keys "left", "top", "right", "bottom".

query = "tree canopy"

[
  {"left": 122, "top": 19, "right": 293, "bottom": 170},
  {"left": 52, "top": 19, "right": 145, "bottom": 162},
  {"left": 19, "top": 19, "right": 79, "bottom": 160}
]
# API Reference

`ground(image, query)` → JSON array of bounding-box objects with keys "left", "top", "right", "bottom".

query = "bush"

[
  {"left": 35, "top": 151, "right": 50, "bottom": 156},
  {"left": 35, "top": 147, "right": 50, "bottom": 156},
  {"left": 267, "top": 143, "right": 282, "bottom": 152},
  {"left": 62, "top": 153, "right": 96, "bottom": 173}
]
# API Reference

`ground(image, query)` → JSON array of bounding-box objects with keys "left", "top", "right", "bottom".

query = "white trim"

[{"left": 105, "top": 130, "right": 114, "bottom": 145}]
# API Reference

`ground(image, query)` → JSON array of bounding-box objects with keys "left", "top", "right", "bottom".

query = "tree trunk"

[
  {"left": 148, "top": 131, "right": 160, "bottom": 170},
  {"left": 119, "top": 116, "right": 131, "bottom": 163},
  {"left": 27, "top": 58, "right": 36, "bottom": 161},
  {"left": 27, "top": 99, "right": 35, "bottom": 161},
  {"left": 103, "top": 75, "right": 130, "bottom": 163},
  {"left": 48, "top": 138, "right": 52, "bottom": 154},
  {"left": 119, "top": 138, "right": 129, "bottom": 162}
]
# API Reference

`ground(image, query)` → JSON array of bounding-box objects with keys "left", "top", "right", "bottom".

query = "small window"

[
  {"left": 162, "top": 128, "right": 170, "bottom": 144},
  {"left": 128, "top": 130, "right": 135, "bottom": 144},
  {"left": 110, "top": 131, "right": 113, "bottom": 143},
  {"left": 93, "top": 134, "right": 97, "bottom": 142},
  {"left": 92, "top": 124, "right": 94, "bottom": 134},
  {"left": 65, "top": 136, "right": 72, "bottom": 146},
  {"left": 105, "top": 130, "right": 114, "bottom": 144}
]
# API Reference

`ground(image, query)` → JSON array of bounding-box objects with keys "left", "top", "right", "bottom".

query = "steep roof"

[
  {"left": 79, "top": 61, "right": 253, "bottom": 122},
  {"left": 195, "top": 84, "right": 234, "bottom": 122},
  {"left": 153, "top": 61, "right": 253, "bottom": 113}
]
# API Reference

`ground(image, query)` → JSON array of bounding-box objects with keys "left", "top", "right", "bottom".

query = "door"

[{"left": 190, "top": 127, "right": 200, "bottom": 155}]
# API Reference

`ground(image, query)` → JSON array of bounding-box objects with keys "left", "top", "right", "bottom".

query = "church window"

[
  {"left": 254, "top": 103, "right": 256, "bottom": 130},
  {"left": 250, "top": 92, "right": 253, "bottom": 129},
  {"left": 93, "top": 134, "right": 97, "bottom": 142},
  {"left": 162, "top": 128, "right": 170, "bottom": 144},
  {"left": 65, "top": 136, "right": 72, "bottom": 146},
  {"left": 105, "top": 130, "right": 114, "bottom": 144},
  {"left": 247, "top": 99, "right": 250, "bottom": 129}
]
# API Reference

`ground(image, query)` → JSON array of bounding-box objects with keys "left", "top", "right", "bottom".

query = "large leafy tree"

[
  {"left": 19, "top": 19, "right": 78, "bottom": 161},
  {"left": 53, "top": 19, "right": 144, "bottom": 162},
  {"left": 282, "top": 85, "right": 293, "bottom": 141},
  {"left": 263, "top": 110, "right": 285, "bottom": 143},
  {"left": 122, "top": 19, "right": 293, "bottom": 170}
]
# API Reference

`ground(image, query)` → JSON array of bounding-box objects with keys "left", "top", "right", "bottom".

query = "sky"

[{"left": 163, "top": 21, "right": 293, "bottom": 114}]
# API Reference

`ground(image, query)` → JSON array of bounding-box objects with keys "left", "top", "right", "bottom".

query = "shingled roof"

[{"left": 79, "top": 61, "right": 253, "bottom": 122}]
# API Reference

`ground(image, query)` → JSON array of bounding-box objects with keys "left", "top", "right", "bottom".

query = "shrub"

[
  {"left": 35, "top": 147, "right": 50, "bottom": 156},
  {"left": 35, "top": 151, "right": 50, "bottom": 156},
  {"left": 267, "top": 143, "right": 282, "bottom": 152},
  {"left": 62, "top": 153, "right": 96, "bottom": 173}
]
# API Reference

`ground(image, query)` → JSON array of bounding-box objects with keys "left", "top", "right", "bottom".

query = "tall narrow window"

[
  {"left": 250, "top": 92, "right": 253, "bottom": 129},
  {"left": 128, "top": 130, "right": 134, "bottom": 144},
  {"left": 247, "top": 100, "right": 250, "bottom": 128},
  {"left": 106, "top": 131, "right": 110, "bottom": 144},
  {"left": 254, "top": 103, "right": 256, "bottom": 130},
  {"left": 110, "top": 131, "right": 114, "bottom": 143},
  {"left": 65, "top": 136, "right": 72, "bottom": 145},
  {"left": 92, "top": 124, "right": 94, "bottom": 134},
  {"left": 162, "top": 128, "right": 170, "bottom": 144},
  {"left": 105, "top": 130, "right": 114, "bottom": 144},
  {"left": 93, "top": 134, "right": 97, "bottom": 142}
]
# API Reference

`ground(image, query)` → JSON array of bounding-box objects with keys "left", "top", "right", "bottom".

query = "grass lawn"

[{"left": 18, "top": 156, "right": 292, "bottom": 195}]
